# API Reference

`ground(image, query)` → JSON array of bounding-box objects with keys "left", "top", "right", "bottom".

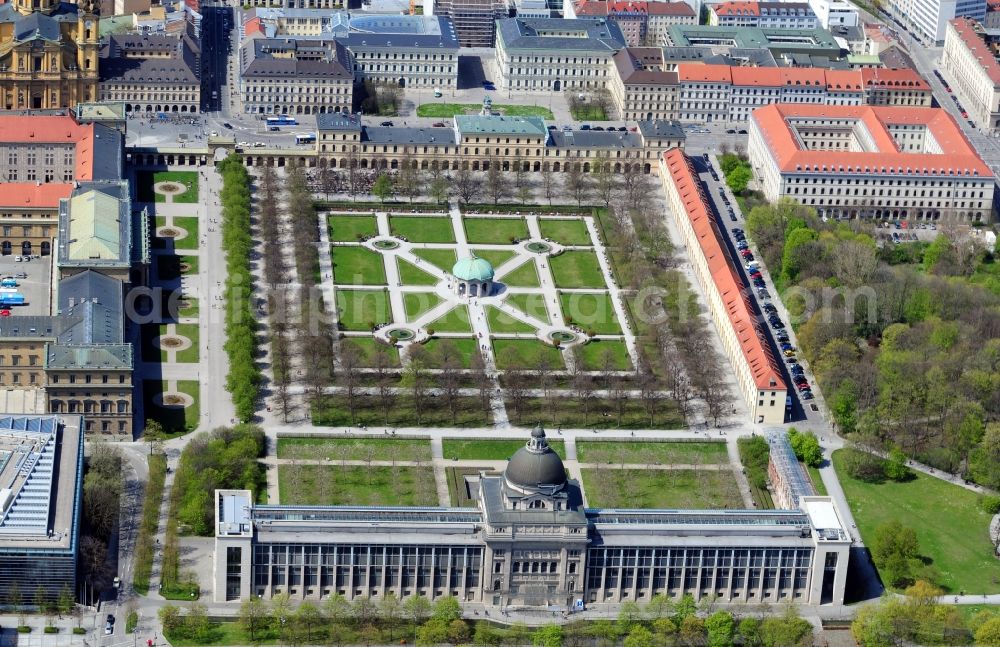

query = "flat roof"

[{"left": 0, "top": 415, "right": 82, "bottom": 553}]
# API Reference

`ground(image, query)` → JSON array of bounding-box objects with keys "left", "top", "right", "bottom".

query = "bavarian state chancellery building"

[{"left": 214, "top": 427, "right": 850, "bottom": 610}]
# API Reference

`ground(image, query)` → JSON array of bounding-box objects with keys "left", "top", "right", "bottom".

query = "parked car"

[
  {"left": 380, "top": 121, "right": 394, "bottom": 126},
  {"left": 592, "top": 126, "right": 605, "bottom": 131},
  {"left": 433, "top": 122, "right": 447, "bottom": 127},
  {"left": 223, "top": 122, "right": 233, "bottom": 129},
  {"left": 738, "top": 129, "right": 748, "bottom": 134},
  {"left": 13, "top": 256, "right": 21, "bottom": 262},
  {"left": 801, "top": 391, "right": 814, "bottom": 400},
  {"left": 0, "top": 310, "right": 10, "bottom": 317},
  {"left": 756, "top": 288, "right": 770, "bottom": 299},
  {"left": 726, "top": 129, "right": 736, "bottom": 134},
  {"left": 580, "top": 124, "right": 591, "bottom": 130}
]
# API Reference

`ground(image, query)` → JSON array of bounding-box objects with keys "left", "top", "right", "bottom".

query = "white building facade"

[{"left": 748, "top": 104, "right": 996, "bottom": 224}]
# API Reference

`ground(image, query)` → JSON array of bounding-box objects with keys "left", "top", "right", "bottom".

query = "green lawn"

[
  {"left": 341, "top": 336, "right": 400, "bottom": 367},
  {"left": 173, "top": 323, "right": 200, "bottom": 364},
  {"left": 581, "top": 468, "right": 744, "bottom": 509},
  {"left": 168, "top": 216, "right": 200, "bottom": 250},
  {"left": 576, "top": 441, "right": 729, "bottom": 465},
  {"left": 278, "top": 465, "right": 438, "bottom": 506},
  {"left": 560, "top": 292, "right": 621, "bottom": 334},
  {"left": 277, "top": 437, "right": 432, "bottom": 461},
  {"left": 420, "top": 337, "right": 479, "bottom": 368},
  {"left": 403, "top": 291, "right": 443, "bottom": 322},
  {"left": 442, "top": 439, "right": 566, "bottom": 461},
  {"left": 465, "top": 218, "right": 529, "bottom": 244},
  {"left": 505, "top": 292, "right": 550, "bottom": 323},
  {"left": 426, "top": 305, "right": 472, "bottom": 332},
  {"left": 176, "top": 295, "right": 198, "bottom": 320},
  {"left": 577, "top": 339, "right": 631, "bottom": 371},
  {"left": 390, "top": 216, "right": 456, "bottom": 243},
  {"left": 499, "top": 260, "right": 540, "bottom": 287},
  {"left": 471, "top": 249, "right": 517, "bottom": 269},
  {"left": 570, "top": 104, "right": 609, "bottom": 121},
  {"left": 807, "top": 464, "right": 828, "bottom": 496},
  {"left": 539, "top": 218, "right": 592, "bottom": 246},
  {"left": 335, "top": 289, "right": 391, "bottom": 330},
  {"left": 447, "top": 467, "right": 498, "bottom": 506},
  {"left": 550, "top": 251, "right": 606, "bottom": 288},
  {"left": 331, "top": 246, "right": 386, "bottom": 285},
  {"left": 494, "top": 338, "right": 564, "bottom": 370},
  {"left": 143, "top": 379, "right": 200, "bottom": 434},
  {"left": 416, "top": 103, "right": 554, "bottom": 119},
  {"left": 833, "top": 450, "right": 1000, "bottom": 593},
  {"left": 157, "top": 254, "right": 199, "bottom": 280},
  {"left": 312, "top": 394, "right": 492, "bottom": 428},
  {"left": 411, "top": 248, "right": 458, "bottom": 272},
  {"left": 486, "top": 305, "right": 537, "bottom": 334},
  {"left": 137, "top": 170, "right": 199, "bottom": 203},
  {"left": 397, "top": 258, "right": 440, "bottom": 286},
  {"left": 328, "top": 214, "right": 378, "bottom": 242}
]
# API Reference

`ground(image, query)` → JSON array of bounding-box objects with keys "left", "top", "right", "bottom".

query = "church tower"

[{"left": 0, "top": 0, "right": 100, "bottom": 109}]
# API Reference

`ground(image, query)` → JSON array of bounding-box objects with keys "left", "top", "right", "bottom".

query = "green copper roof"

[
  {"left": 452, "top": 256, "right": 494, "bottom": 281},
  {"left": 67, "top": 190, "right": 121, "bottom": 261}
]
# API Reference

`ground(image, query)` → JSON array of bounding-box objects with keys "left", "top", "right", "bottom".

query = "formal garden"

[{"left": 316, "top": 204, "right": 662, "bottom": 428}]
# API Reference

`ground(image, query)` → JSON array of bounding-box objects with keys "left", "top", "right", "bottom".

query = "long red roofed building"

[{"left": 659, "top": 148, "right": 787, "bottom": 425}]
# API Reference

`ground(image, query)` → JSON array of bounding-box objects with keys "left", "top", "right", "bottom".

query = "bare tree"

[
  {"left": 396, "top": 162, "right": 422, "bottom": 203},
  {"left": 506, "top": 370, "right": 531, "bottom": 424},
  {"left": 373, "top": 345, "right": 395, "bottom": 425},
  {"left": 430, "top": 175, "right": 449, "bottom": 204},
  {"left": 340, "top": 342, "right": 362, "bottom": 424},
  {"left": 637, "top": 360, "right": 664, "bottom": 427},
  {"left": 346, "top": 150, "right": 363, "bottom": 201},
  {"left": 572, "top": 371, "right": 596, "bottom": 426},
  {"left": 564, "top": 163, "right": 591, "bottom": 206},
  {"left": 621, "top": 171, "right": 652, "bottom": 213},
  {"left": 404, "top": 347, "right": 429, "bottom": 425},
  {"left": 471, "top": 351, "right": 492, "bottom": 410},
  {"left": 440, "top": 355, "right": 462, "bottom": 424},
  {"left": 453, "top": 165, "right": 481, "bottom": 204},
  {"left": 591, "top": 154, "right": 621, "bottom": 208},
  {"left": 540, "top": 165, "right": 557, "bottom": 205},
  {"left": 485, "top": 162, "right": 510, "bottom": 205}
]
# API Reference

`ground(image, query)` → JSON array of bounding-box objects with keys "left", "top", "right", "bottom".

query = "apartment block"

[{"left": 942, "top": 17, "right": 1000, "bottom": 133}]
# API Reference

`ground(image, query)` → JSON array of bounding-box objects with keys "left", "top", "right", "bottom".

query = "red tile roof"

[
  {"left": 244, "top": 16, "right": 264, "bottom": 35},
  {"left": 751, "top": 104, "right": 993, "bottom": 178},
  {"left": 824, "top": 69, "right": 864, "bottom": 91},
  {"left": 646, "top": 1, "right": 695, "bottom": 15},
  {"left": 661, "top": 148, "right": 785, "bottom": 392},
  {"left": 0, "top": 183, "right": 74, "bottom": 209},
  {"left": 0, "top": 115, "right": 100, "bottom": 180},
  {"left": 949, "top": 18, "right": 1000, "bottom": 86},
  {"left": 712, "top": 1, "right": 760, "bottom": 16},
  {"left": 573, "top": 1, "right": 609, "bottom": 15},
  {"left": 860, "top": 67, "right": 930, "bottom": 90},
  {"left": 678, "top": 63, "right": 732, "bottom": 83}
]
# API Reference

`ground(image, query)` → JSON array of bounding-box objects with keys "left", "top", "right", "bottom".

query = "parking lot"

[
  {"left": 0, "top": 254, "right": 53, "bottom": 316},
  {"left": 693, "top": 154, "right": 824, "bottom": 425}
]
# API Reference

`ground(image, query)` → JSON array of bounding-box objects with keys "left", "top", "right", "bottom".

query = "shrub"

[
  {"left": 44, "top": 626, "right": 58, "bottom": 634},
  {"left": 841, "top": 447, "right": 886, "bottom": 483},
  {"left": 979, "top": 494, "right": 1000, "bottom": 514},
  {"left": 73, "top": 627, "right": 86, "bottom": 635},
  {"left": 16, "top": 626, "right": 30, "bottom": 633}
]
